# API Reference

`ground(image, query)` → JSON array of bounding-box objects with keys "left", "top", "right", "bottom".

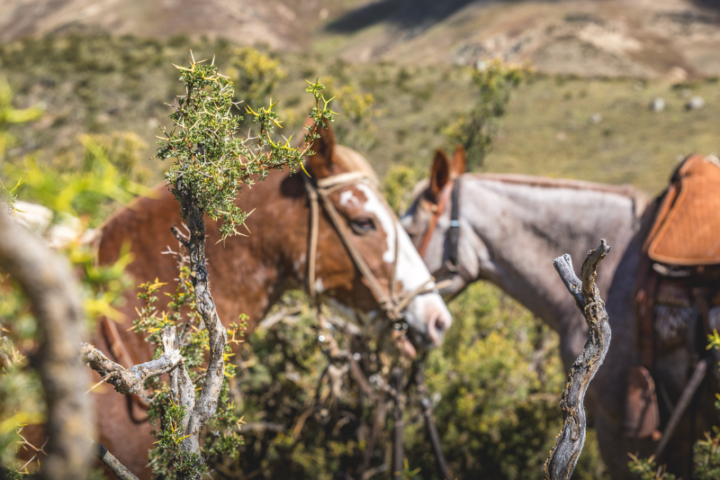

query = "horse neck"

[
  {"left": 206, "top": 170, "right": 310, "bottom": 333},
  {"left": 461, "top": 175, "right": 641, "bottom": 363}
]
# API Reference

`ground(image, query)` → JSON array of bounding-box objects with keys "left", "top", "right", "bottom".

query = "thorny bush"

[{"left": 156, "top": 54, "right": 335, "bottom": 241}]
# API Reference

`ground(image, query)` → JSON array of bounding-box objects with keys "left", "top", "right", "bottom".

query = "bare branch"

[
  {"left": 95, "top": 441, "right": 139, "bottom": 480},
  {"left": 170, "top": 224, "right": 190, "bottom": 248},
  {"left": 0, "top": 210, "right": 93, "bottom": 480},
  {"left": 553, "top": 253, "right": 583, "bottom": 307},
  {"left": 81, "top": 326, "right": 183, "bottom": 395},
  {"left": 545, "top": 239, "right": 612, "bottom": 480},
  {"left": 163, "top": 328, "right": 195, "bottom": 432}
]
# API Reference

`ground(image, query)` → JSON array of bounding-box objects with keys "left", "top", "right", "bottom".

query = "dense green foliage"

[
  {"left": 227, "top": 47, "right": 287, "bottom": 129},
  {"left": 693, "top": 331, "right": 720, "bottom": 479},
  {"left": 156, "top": 56, "right": 331, "bottom": 239}
]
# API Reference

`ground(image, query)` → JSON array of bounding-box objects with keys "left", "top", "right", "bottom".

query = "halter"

[
  {"left": 418, "top": 178, "right": 461, "bottom": 272},
  {"left": 303, "top": 171, "right": 437, "bottom": 323}
]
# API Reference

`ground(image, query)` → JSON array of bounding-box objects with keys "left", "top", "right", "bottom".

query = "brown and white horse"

[
  {"left": 401, "top": 148, "right": 719, "bottom": 479},
  {"left": 90, "top": 126, "right": 452, "bottom": 478}
]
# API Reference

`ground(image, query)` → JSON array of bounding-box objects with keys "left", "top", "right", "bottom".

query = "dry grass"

[{"left": 487, "top": 76, "right": 720, "bottom": 195}]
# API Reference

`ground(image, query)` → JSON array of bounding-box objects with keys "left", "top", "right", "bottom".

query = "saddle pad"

[{"left": 647, "top": 155, "right": 720, "bottom": 266}]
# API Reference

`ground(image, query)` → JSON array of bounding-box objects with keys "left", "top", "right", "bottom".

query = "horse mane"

[
  {"left": 412, "top": 172, "right": 650, "bottom": 218},
  {"left": 474, "top": 173, "right": 650, "bottom": 218},
  {"left": 334, "top": 145, "right": 379, "bottom": 187},
  {"left": 472, "top": 173, "right": 636, "bottom": 197}
]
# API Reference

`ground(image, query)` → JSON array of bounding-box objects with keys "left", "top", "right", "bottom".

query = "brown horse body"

[
  {"left": 402, "top": 149, "right": 719, "bottom": 479},
  {"left": 91, "top": 128, "right": 451, "bottom": 478}
]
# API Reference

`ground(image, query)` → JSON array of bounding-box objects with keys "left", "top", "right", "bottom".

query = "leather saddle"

[
  {"left": 645, "top": 154, "right": 720, "bottom": 266},
  {"left": 626, "top": 154, "right": 720, "bottom": 440}
]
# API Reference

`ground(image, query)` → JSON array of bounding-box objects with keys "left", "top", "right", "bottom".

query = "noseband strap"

[
  {"left": 303, "top": 171, "right": 436, "bottom": 322},
  {"left": 418, "top": 178, "right": 461, "bottom": 272}
]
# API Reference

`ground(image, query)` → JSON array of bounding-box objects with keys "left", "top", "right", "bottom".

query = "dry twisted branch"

[
  {"left": 82, "top": 326, "right": 184, "bottom": 395},
  {"left": 82, "top": 325, "right": 192, "bottom": 477},
  {"left": 0, "top": 210, "right": 93, "bottom": 480},
  {"left": 544, "top": 239, "right": 612, "bottom": 480}
]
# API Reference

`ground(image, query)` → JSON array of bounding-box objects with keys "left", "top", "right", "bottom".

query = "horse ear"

[
  {"left": 430, "top": 149, "right": 451, "bottom": 201},
  {"left": 451, "top": 144, "right": 467, "bottom": 177},
  {"left": 306, "top": 120, "right": 336, "bottom": 179}
]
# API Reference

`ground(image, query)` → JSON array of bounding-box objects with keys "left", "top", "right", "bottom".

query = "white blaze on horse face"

[
  {"left": 354, "top": 184, "right": 396, "bottom": 263},
  {"left": 340, "top": 190, "right": 359, "bottom": 207},
  {"left": 355, "top": 184, "right": 452, "bottom": 347},
  {"left": 355, "top": 184, "right": 429, "bottom": 289}
]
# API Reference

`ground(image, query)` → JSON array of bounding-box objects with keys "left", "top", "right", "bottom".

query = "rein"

[
  {"left": 418, "top": 178, "right": 461, "bottom": 272},
  {"left": 303, "top": 171, "right": 436, "bottom": 323},
  {"left": 303, "top": 170, "right": 452, "bottom": 479}
]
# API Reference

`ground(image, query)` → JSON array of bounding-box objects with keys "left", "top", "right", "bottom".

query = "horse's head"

[
  {"left": 401, "top": 145, "right": 479, "bottom": 299},
  {"left": 305, "top": 125, "right": 452, "bottom": 353}
]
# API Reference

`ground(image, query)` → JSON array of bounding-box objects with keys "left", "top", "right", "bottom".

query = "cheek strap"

[
  {"left": 303, "top": 172, "right": 438, "bottom": 322},
  {"left": 418, "top": 178, "right": 462, "bottom": 274}
]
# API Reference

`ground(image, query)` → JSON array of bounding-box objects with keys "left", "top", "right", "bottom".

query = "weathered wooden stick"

[{"left": 544, "top": 239, "right": 612, "bottom": 480}]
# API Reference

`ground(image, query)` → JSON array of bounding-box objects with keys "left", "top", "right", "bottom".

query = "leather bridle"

[
  {"left": 104, "top": 169, "right": 441, "bottom": 415},
  {"left": 418, "top": 178, "right": 461, "bottom": 273},
  {"left": 303, "top": 171, "right": 439, "bottom": 323}
]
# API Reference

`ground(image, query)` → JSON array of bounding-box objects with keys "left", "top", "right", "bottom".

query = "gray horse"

[{"left": 401, "top": 147, "right": 718, "bottom": 479}]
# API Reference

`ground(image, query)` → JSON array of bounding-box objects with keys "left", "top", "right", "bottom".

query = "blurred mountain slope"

[
  {"left": 1, "top": 0, "right": 720, "bottom": 77},
  {"left": 322, "top": 0, "right": 720, "bottom": 78},
  {"left": 0, "top": 0, "right": 331, "bottom": 49}
]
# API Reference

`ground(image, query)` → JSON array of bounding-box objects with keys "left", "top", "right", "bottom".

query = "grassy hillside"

[
  {"left": 487, "top": 75, "right": 720, "bottom": 195},
  {"left": 2, "top": 34, "right": 718, "bottom": 195}
]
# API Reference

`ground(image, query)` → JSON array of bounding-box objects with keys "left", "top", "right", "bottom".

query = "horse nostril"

[{"left": 426, "top": 315, "right": 448, "bottom": 346}]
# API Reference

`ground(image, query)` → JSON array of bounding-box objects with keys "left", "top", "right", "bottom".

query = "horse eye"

[{"left": 350, "top": 217, "right": 376, "bottom": 235}]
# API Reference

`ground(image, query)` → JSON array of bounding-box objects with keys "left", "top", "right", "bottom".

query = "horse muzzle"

[{"left": 404, "top": 291, "right": 452, "bottom": 350}]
